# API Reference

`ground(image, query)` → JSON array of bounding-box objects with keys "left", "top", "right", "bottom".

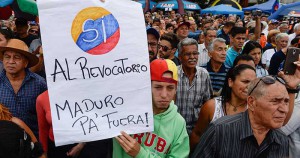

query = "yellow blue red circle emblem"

[{"left": 71, "top": 7, "right": 120, "bottom": 55}]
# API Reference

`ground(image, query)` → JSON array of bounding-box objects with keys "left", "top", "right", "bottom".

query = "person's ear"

[
  {"left": 247, "top": 96, "right": 256, "bottom": 112},
  {"left": 228, "top": 78, "right": 233, "bottom": 88}
]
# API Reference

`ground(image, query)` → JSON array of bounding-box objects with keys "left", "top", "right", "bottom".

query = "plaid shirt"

[
  {"left": 0, "top": 69, "right": 47, "bottom": 137},
  {"left": 176, "top": 66, "right": 213, "bottom": 134}
]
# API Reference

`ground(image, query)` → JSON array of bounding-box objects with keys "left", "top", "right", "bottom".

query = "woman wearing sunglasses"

[{"left": 190, "top": 64, "right": 256, "bottom": 151}]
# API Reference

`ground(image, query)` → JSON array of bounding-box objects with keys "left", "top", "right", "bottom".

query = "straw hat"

[{"left": 0, "top": 39, "right": 38, "bottom": 68}]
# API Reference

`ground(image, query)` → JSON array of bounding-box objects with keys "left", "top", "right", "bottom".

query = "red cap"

[{"left": 150, "top": 59, "right": 178, "bottom": 84}]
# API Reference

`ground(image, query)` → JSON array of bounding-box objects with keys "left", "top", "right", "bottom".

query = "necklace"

[{"left": 228, "top": 102, "right": 246, "bottom": 112}]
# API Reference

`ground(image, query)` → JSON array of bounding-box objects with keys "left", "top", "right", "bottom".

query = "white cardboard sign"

[{"left": 37, "top": 0, "right": 153, "bottom": 146}]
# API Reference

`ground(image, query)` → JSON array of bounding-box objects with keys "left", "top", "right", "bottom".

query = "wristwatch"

[{"left": 286, "top": 86, "right": 300, "bottom": 94}]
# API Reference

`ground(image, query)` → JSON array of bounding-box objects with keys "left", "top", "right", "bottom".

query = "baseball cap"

[
  {"left": 269, "top": 19, "right": 279, "bottom": 24},
  {"left": 147, "top": 27, "right": 160, "bottom": 40},
  {"left": 150, "top": 59, "right": 178, "bottom": 84},
  {"left": 177, "top": 21, "right": 190, "bottom": 29}
]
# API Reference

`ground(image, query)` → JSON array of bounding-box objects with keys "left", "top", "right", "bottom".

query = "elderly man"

[
  {"left": 191, "top": 69, "right": 300, "bottom": 157},
  {"left": 197, "top": 27, "right": 217, "bottom": 67},
  {"left": 176, "top": 38, "right": 213, "bottom": 134},
  {"left": 0, "top": 39, "right": 47, "bottom": 137},
  {"left": 158, "top": 33, "right": 180, "bottom": 65},
  {"left": 202, "top": 38, "right": 228, "bottom": 96},
  {"left": 147, "top": 27, "right": 160, "bottom": 62},
  {"left": 113, "top": 59, "right": 189, "bottom": 158}
]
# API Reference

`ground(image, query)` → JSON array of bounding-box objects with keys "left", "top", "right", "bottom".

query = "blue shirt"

[
  {"left": 0, "top": 69, "right": 47, "bottom": 137},
  {"left": 202, "top": 60, "right": 229, "bottom": 93},
  {"left": 225, "top": 47, "right": 240, "bottom": 68}
]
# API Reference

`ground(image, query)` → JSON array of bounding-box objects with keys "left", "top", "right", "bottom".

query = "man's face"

[
  {"left": 249, "top": 48, "right": 262, "bottom": 65},
  {"left": 231, "top": 33, "right": 246, "bottom": 50},
  {"left": 177, "top": 25, "right": 189, "bottom": 39},
  {"left": 145, "top": 14, "right": 151, "bottom": 23},
  {"left": 152, "top": 72, "right": 176, "bottom": 114},
  {"left": 279, "top": 25, "right": 289, "bottom": 33},
  {"left": 158, "top": 40, "right": 173, "bottom": 59},
  {"left": 179, "top": 44, "right": 198, "bottom": 69},
  {"left": 205, "top": 30, "right": 217, "bottom": 44},
  {"left": 269, "top": 23, "right": 279, "bottom": 30},
  {"left": 210, "top": 41, "right": 227, "bottom": 63},
  {"left": 166, "top": 26, "right": 174, "bottom": 33},
  {"left": 2, "top": 51, "right": 28, "bottom": 75},
  {"left": 276, "top": 36, "right": 288, "bottom": 49},
  {"left": 189, "top": 21, "right": 197, "bottom": 30},
  {"left": 16, "top": 25, "right": 28, "bottom": 36},
  {"left": 249, "top": 83, "right": 289, "bottom": 129},
  {"left": 147, "top": 34, "right": 158, "bottom": 61},
  {"left": 170, "top": 11, "right": 176, "bottom": 19},
  {"left": 235, "top": 21, "right": 243, "bottom": 27},
  {"left": 203, "top": 23, "right": 212, "bottom": 30}
]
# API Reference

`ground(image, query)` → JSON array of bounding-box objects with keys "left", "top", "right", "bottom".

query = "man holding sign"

[{"left": 113, "top": 59, "right": 189, "bottom": 158}]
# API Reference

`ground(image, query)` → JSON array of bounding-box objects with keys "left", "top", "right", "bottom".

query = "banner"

[{"left": 37, "top": 0, "right": 153, "bottom": 146}]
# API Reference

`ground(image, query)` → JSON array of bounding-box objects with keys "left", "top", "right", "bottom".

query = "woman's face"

[
  {"left": 0, "top": 33, "right": 8, "bottom": 47},
  {"left": 249, "top": 48, "right": 262, "bottom": 65},
  {"left": 229, "top": 69, "right": 256, "bottom": 100}
]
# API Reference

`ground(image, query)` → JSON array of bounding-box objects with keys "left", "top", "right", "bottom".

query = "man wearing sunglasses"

[
  {"left": 191, "top": 64, "right": 300, "bottom": 158},
  {"left": 158, "top": 33, "right": 180, "bottom": 66}
]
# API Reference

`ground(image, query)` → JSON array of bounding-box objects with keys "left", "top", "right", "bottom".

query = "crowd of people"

[{"left": 1, "top": 5, "right": 300, "bottom": 158}]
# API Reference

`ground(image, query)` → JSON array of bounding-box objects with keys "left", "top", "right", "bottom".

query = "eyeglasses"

[
  {"left": 183, "top": 52, "right": 199, "bottom": 57},
  {"left": 158, "top": 44, "right": 171, "bottom": 52},
  {"left": 248, "top": 76, "right": 285, "bottom": 95}
]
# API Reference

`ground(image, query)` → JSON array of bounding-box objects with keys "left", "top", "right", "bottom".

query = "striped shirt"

[
  {"left": 0, "top": 69, "right": 47, "bottom": 137},
  {"left": 191, "top": 111, "right": 289, "bottom": 158},
  {"left": 176, "top": 66, "right": 213, "bottom": 134},
  {"left": 201, "top": 61, "right": 229, "bottom": 94}
]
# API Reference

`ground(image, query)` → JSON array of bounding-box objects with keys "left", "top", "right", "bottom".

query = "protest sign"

[{"left": 37, "top": 0, "right": 153, "bottom": 146}]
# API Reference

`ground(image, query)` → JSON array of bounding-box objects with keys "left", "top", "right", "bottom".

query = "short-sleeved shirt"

[
  {"left": 197, "top": 43, "right": 210, "bottom": 67},
  {"left": 191, "top": 111, "right": 289, "bottom": 158},
  {"left": 176, "top": 66, "right": 213, "bottom": 134},
  {"left": 0, "top": 69, "right": 47, "bottom": 136},
  {"left": 262, "top": 48, "right": 276, "bottom": 69},
  {"left": 225, "top": 47, "right": 240, "bottom": 68}
]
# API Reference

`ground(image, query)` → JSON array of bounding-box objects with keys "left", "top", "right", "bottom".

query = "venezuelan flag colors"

[{"left": 71, "top": 7, "right": 120, "bottom": 55}]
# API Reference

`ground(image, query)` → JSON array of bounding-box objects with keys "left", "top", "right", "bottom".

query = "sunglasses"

[
  {"left": 248, "top": 75, "right": 285, "bottom": 95},
  {"left": 158, "top": 44, "right": 171, "bottom": 52}
]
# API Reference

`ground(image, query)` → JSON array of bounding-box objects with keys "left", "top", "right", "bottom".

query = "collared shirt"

[
  {"left": 225, "top": 47, "right": 240, "bottom": 68},
  {"left": 201, "top": 60, "right": 229, "bottom": 93},
  {"left": 176, "top": 66, "right": 213, "bottom": 134},
  {"left": 262, "top": 48, "right": 276, "bottom": 69},
  {"left": 197, "top": 43, "right": 210, "bottom": 67},
  {"left": 0, "top": 69, "right": 47, "bottom": 137},
  {"left": 256, "top": 65, "right": 269, "bottom": 78},
  {"left": 191, "top": 111, "right": 289, "bottom": 158}
]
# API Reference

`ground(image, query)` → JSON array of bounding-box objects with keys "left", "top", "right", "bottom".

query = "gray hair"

[
  {"left": 279, "top": 23, "right": 288, "bottom": 28},
  {"left": 247, "top": 78, "right": 266, "bottom": 98},
  {"left": 208, "top": 38, "right": 226, "bottom": 52},
  {"left": 275, "top": 33, "right": 289, "bottom": 42},
  {"left": 178, "top": 38, "right": 198, "bottom": 55},
  {"left": 294, "top": 23, "right": 300, "bottom": 32}
]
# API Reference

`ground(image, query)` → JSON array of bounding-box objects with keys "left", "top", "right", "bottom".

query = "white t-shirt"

[{"left": 262, "top": 48, "right": 276, "bottom": 69}]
